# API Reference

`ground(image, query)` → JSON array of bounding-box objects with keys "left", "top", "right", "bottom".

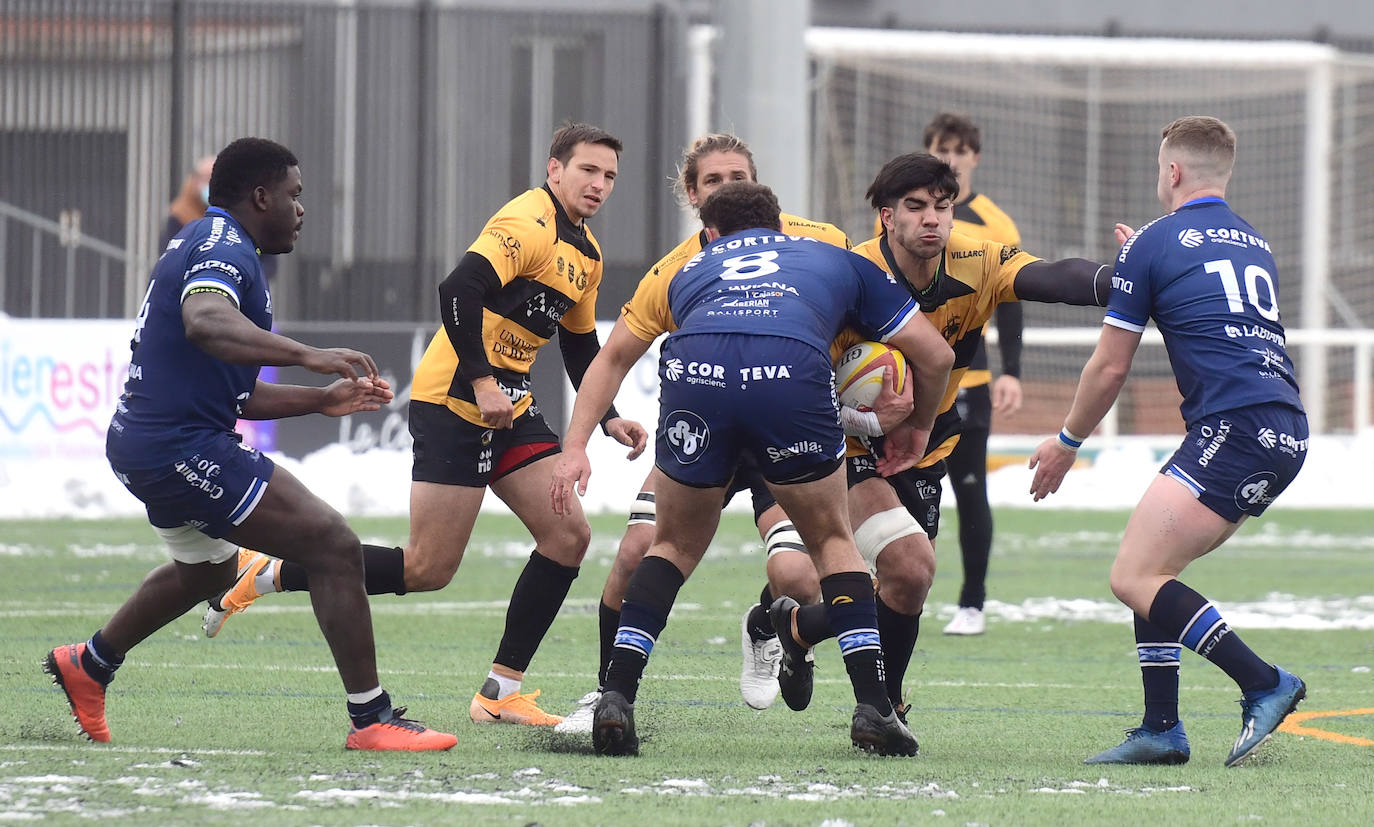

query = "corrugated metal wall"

[{"left": 0, "top": 0, "right": 685, "bottom": 323}]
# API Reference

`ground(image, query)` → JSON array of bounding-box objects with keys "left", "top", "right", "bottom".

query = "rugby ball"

[{"left": 834, "top": 341, "right": 906, "bottom": 410}]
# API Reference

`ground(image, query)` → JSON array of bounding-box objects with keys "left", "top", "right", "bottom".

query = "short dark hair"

[
  {"left": 866, "top": 153, "right": 960, "bottom": 210},
  {"left": 923, "top": 112, "right": 981, "bottom": 154},
  {"left": 548, "top": 122, "right": 623, "bottom": 164},
  {"left": 208, "top": 138, "right": 298, "bottom": 208},
  {"left": 698, "top": 181, "right": 782, "bottom": 237}
]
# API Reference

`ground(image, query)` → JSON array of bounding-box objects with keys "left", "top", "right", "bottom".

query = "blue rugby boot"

[
  {"left": 1225, "top": 666, "right": 1306, "bottom": 767},
  {"left": 1084, "top": 721, "right": 1190, "bottom": 765}
]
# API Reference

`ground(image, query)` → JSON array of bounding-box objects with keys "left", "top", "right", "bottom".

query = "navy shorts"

[
  {"left": 109, "top": 432, "right": 275, "bottom": 538},
  {"left": 1161, "top": 404, "right": 1308, "bottom": 522},
  {"left": 655, "top": 333, "right": 845, "bottom": 488}
]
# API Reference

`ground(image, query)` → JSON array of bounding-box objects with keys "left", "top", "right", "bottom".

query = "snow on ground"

[{"left": 0, "top": 431, "right": 1369, "bottom": 521}]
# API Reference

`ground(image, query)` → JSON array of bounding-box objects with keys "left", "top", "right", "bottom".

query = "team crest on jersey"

[
  {"left": 999, "top": 246, "right": 1021, "bottom": 265},
  {"left": 663, "top": 410, "right": 710, "bottom": 464},
  {"left": 942, "top": 316, "right": 962, "bottom": 340}
]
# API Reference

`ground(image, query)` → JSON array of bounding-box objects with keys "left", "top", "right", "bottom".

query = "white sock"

[
  {"left": 488, "top": 670, "right": 521, "bottom": 699},
  {"left": 347, "top": 686, "right": 384, "bottom": 705},
  {"left": 254, "top": 560, "right": 281, "bottom": 594}
]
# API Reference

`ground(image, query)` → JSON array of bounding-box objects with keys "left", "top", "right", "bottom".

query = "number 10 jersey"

[{"left": 1106, "top": 196, "right": 1304, "bottom": 426}]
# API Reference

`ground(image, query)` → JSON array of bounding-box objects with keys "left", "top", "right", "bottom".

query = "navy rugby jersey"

[
  {"left": 653, "top": 229, "right": 920, "bottom": 355},
  {"left": 107, "top": 207, "right": 272, "bottom": 467},
  {"left": 1106, "top": 197, "right": 1303, "bottom": 425}
]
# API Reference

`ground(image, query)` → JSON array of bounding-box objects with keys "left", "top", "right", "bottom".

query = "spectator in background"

[{"left": 162, "top": 154, "right": 276, "bottom": 280}]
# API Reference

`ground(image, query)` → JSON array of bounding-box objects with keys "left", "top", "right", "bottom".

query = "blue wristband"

[{"left": 1057, "top": 427, "right": 1084, "bottom": 450}]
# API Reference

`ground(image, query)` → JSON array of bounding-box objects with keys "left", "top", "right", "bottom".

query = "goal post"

[{"left": 796, "top": 28, "right": 1374, "bottom": 435}]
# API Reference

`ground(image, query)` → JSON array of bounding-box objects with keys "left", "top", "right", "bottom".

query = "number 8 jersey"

[{"left": 1106, "top": 196, "right": 1304, "bottom": 425}]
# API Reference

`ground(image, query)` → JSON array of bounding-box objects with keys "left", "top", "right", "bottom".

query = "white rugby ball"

[{"left": 834, "top": 341, "right": 906, "bottom": 410}]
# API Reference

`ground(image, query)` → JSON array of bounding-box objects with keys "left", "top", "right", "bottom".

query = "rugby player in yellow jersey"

[
  {"left": 554, "top": 134, "right": 916, "bottom": 733},
  {"left": 768, "top": 152, "right": 1111, "bottom": 729},
  {"left": 203, "top": 123, "right": 647, "bottom": 727},
  {"left": 876, "top": 113, "right": 1025, "bottom": 637}
]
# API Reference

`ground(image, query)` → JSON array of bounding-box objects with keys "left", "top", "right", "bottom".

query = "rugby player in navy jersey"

[
  {"left": 43, "top": 138, "right": 455, "bottom": 751},
  {"left": 1029, "top": 116, "right": 1308, "bottom": 767},
  {"left": 551, "top": 181, "right": 954, "bottom": 756}
]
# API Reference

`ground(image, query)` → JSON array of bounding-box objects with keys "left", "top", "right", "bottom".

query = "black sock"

[
  {"left": 347, "top": 689, "right": 392, "bottom": 727},
  {"left": 746, "top": 582, "right": 776, "bottom": 642},
  {"left": 1148, "top": 579, "right": 1277, "bottom": 694},
  {"left": 279, "top": 545, "right": 407, "bottom": 595},
  {"left": 1134, "top": 614, "right": 1182, "bottom": 732},
  {"left": 821, "top": 571, "right": 891, "bottom": 714},
  {"left": 598, "top": 600, "right": 620, "bottom": 689},
  {"left": 876, "top": 595, "right": 920, "bottom": 709},
  {"left": 793, "top": 601, "right": 835, "bottom": 646},
  {"left": 494, "top": 551, "right": 579, "bottom": 673},
  {"left": 604, "top": 556, "right": 685, "bottom": 704},
  {"left": 82, "top": 630, "right": 123, "bottom": 687}
]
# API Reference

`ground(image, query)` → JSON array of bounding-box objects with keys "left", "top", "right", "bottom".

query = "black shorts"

[
  {"left": 409, "top": 400, "right": 560, "bottom": 487},
  {"left": 954, "top": 383, "right": 992, "bottom": 434},
  {"left": 846, "top": 453, "right": 946, "bottom": 540}
]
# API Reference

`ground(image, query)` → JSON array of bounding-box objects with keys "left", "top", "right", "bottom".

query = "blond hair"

[
  {"left": 672, "top": 134, "right": 757, "bottom": 208},
  {"left": 1161, "top": 116, "right": 1236, "bottom": 183}
]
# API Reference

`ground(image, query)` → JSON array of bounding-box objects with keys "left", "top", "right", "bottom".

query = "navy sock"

[
  {"left": 597, "top": 600, "right": 620, "bottom": 689},
  {"left": 822, "top": 572, "right": 891, "bottom": 714},
  {"left": 347, "top": 689, "right": 392, "bottom": 727},
  {"left": 279, "top": 545, "right": 407, "bottom": 595},
  {"left": 1148, "top": 579, "right": 1277, "bottom": 694},
  {"left": 746, "top": 582, "right": 775, "bottom": 642},
  {"left": 1133, "top": 614, "right": 1182, "bottom": 732},
  {"left": 876, "top": 595, "right": 920, "bottom": 709},
  {"left": 604, "top": 556, "right": 685, "bottom": 704},
  {"left": 82, "top": 630, "right": 123, "bottom": 687},
  {"left": 495, "top": 551, "right": 579, "bottom": 673}
]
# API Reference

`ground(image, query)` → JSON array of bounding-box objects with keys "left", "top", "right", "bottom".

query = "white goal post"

[{"left": 688, "top": 26, "right": 1374, "bottom": 435}]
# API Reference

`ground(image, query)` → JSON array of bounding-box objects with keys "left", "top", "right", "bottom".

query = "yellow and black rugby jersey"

[
  {"left": 412, "top": 185, "right": 603, "bottom": 425},
  {"left": 874, "top": 193, "right": 1020, "bottom": 388},
  {"left": 842, "top": 229, "right": 1038, "bottom": 466},
  {"left": 621, "top": 213, "right": 850, "bottom": 341}
]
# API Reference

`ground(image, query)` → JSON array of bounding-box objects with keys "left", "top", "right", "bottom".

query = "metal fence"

[{"left": 0, "top": 0, "right": 686, "bottom": 323}]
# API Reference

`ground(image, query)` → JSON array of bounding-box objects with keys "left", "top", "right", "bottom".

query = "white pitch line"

[{"left": 0, "top": 744, "right": 267, "bottom": 756}]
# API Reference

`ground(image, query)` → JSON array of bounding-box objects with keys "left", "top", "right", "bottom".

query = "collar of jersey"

[
  {"left": 202, "top": 207, "right": 262, "bottom": 255},
  {"left": 879, "top": 233, "right": 972, "bottom": 312},
  {"left": 541, "top": 184, "right": 601, "bottom": 261},
  {"left": 1179, "top": 196, "right": 1228, "bottom": 209}
]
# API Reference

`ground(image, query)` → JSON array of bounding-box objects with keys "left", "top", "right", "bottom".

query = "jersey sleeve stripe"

[
  {"left": 874, "top": 300, "right": 921, "bottom": 342},
  {"left": 1103, "top": 313, "right": 1145, "bottom": 333},
  {"left": 181, "top": 278, "right": 241, "bottom": 308}
]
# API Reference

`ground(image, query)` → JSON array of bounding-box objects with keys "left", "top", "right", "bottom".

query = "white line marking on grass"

[{"left": 0, "top": 744, "right": 266, "bottom": 756}]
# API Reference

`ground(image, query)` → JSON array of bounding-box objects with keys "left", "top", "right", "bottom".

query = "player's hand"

[
  {"left": 1114, "top": 223, "right": 1136, "bottom": 247},
  {"left": 992, "top": 374, "right": 1023, "bottom": 416},
  {"left": 472, "top": 377, "right": 514, "bottom": 429},
  {"left": 1027, "top": 436, "right": 1078, "bottom": 501},
  {"left": 319, "top": 376, "right": 394, "bottom": 417},
  {"left": 550, "top": 447, "right": 592, "bottom": 516},
  {"left": 871, "top": 365, "right": 915, "bottom": 432},
  {"left": 605, "top": 417, "right": 649, "bottom": 460},
  {"left": 303, "top": 347, "right": 379, "bottom": 382},
  {"left": 876, "top": 423, "right": 930, "bottom": 477}
]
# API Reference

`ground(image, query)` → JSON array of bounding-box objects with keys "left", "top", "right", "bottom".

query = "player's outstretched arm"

[
  {"left": 550, "top": 318, "right": 652, "bottom": 515},
  {"left": 1028, "top": 324, "right": 1140, "bottom": 500},
  {"left": 239, "top": 376, "right": 394, "bottom": 420},
  {"left": 182, "top": 292, "right": 378, "bottom": 380},
  {"left": 1013, "top": 259, "right": 1112, "bottom": 308}
]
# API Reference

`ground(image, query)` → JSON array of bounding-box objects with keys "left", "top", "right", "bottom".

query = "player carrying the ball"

[{"left": 763, "top": 152, "right": 1113, "bottom": 743}]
